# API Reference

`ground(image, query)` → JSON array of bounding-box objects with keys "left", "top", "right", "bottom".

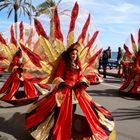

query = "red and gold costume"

[
  {"left": 0, "top": 22, "right": 50, "bottom": 105},
  {"left": 119, "top": 51, "right": 140, "bottom": 97},
  {"left": 119, "top": 29, "right": 140, "bottom": 97},
  {"left": 26, "top": 59, "right": 115, "bottom": 140},
  {"left": 25, "top": 2, "right": 115, "bottom": 139},
  {"left": 120, "top": 44, "right": 133, "bottom": 79},
  {"left": 0, "top": 48, "right": 50, "bottom": 104}
]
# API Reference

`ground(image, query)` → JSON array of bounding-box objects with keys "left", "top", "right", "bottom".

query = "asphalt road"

[{"left": 0, "top": 74, "right": 140, "bottom": 140}]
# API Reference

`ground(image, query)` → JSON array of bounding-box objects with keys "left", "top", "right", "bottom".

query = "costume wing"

[
  {"left": 32, "top": 2, "right": 102, "bottom": 84},
  {"left": 130, "top": 28, "right": 140, "bottom": 56}
]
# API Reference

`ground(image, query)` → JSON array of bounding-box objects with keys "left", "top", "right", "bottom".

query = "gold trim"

[
  {"left": 122, "top": 81, "right": 134, "bottom": 92},
  {"left": 109, "top": 130, "right": 117, "bottom": 140},
  {"left": 79, "top": 77, "right": 90, "bottom": 85},
  {"left": 52, "top": 77, "right": 64, "bottom": 85},
  {"left": 97, "top": 110, "right": 115, "bottom": 131},
  {"left": 82, "top": 91, "right": 93, "bottom": 102},
  {"left": 31, "top": 111, "right": 55, "bottom": 140},
  {"left": 34, "top": 83, "right": 49, "bottom": 95},
  {"left": 55, "top": 90, "right": 78, "bottom": 107}
]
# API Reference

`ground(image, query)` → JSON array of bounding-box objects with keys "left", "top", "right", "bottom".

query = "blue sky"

[{"left": 0, "top": 0, "right": 140, "bottom": 51}]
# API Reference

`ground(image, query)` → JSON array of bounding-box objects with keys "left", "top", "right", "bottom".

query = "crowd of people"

[
  {"left": 99, "top": 45, "right": 134, "bottom": 80},
  {"left": 99, "top": 42, "right": 140, "bottom": 98}
]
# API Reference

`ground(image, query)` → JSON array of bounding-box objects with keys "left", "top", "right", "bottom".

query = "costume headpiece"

[{"left": 69, "top": 42, "right": 80, "bottom": 49}]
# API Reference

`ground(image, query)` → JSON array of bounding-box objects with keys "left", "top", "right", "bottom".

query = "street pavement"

[{"left": 0, "top": 74, "right": 140, "bottom": 140}]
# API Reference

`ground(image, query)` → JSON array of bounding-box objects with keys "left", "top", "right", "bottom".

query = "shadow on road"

[
  {"left": 0, "top": 112, "right": 105, "bottom": 140},
  {"left": 0, "top": 112, "right": 34, "bottom": 140},
  {"left": 112, "top": 106, "right": 140, "bottom": 121},
  {"left": 87, "top": 88, "right": 120, "bottom": 97}
]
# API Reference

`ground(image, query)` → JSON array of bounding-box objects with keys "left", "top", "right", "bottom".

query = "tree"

[{"left": 0, "top": 0, "right": 35, "bottom": 38}]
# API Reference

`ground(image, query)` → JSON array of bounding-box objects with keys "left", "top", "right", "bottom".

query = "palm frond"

[
  {"left": 0, "top": 0, "right": 34, "bottom": 23},
  {"left": 36, "top": 2, "right": 50, "bottom": 9},
  {"left": 23, "top": 6, "right": 30, "bottom": 16},
  {"left": 0, "top": 0, "right": 9, "bottom": 2},
  {"left": 59, "top": 9, "right": 71, "bottom": 16},
  {"left": 0, "top": 4, "right": 9, "bottom": 11},
  {"left": 20, "top": 0, "right": 22, "bottom": 4},
  {"left": 19, "top": 6, "right": 23, "bottom": 16},
  {"left": 35, "top": 8, "right": 50, "bottom": 16},
  {"left": 7, "top": 4, "right": 12, "bottom": 13},
  {"left": 7, "top": 8, "right": 13, "bottom": 18},
  {"left": 56, "top": 0, "right": 62, "bottom": 6}
]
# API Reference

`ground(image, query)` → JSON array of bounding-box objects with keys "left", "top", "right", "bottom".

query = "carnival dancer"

[
  {"left": 119, "top": 29, "right": 140, "bottom": 97},
  {"left": 120, "top": 51, "right": 140, "bottom": 97},
  {"left": 26, "top": 44, "right": 115, "bottom": 140},
  {"left": 25, "top": 2, "right": 115, "bottom": 139},
  {"left": 0, "top": 22, "right": 50, "bottom": 105},
  {"left": 0, "top": 48, "right": 50, "bottom": 104},
  {"left": 121, "top": 44, "right": 133, "bottom": 80}
]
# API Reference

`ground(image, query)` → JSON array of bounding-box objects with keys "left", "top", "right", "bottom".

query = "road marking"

[{"left": 101, "top": 82, "right": 120, "bottom": 88}]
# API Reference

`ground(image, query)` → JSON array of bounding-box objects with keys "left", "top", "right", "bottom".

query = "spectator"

[
  {"left": 107, "top": 46, "right": 111, "bottom": 59},
  {"left": 102, "top": 50, "right": 109, "bottom": 78},
  {"left": 117, "top": 47, "right": 123, "bottom": 77}
]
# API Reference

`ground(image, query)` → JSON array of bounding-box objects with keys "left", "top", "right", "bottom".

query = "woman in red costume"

[
  {"left": 25, "top": 43, "right": 115, "bottom": 140},
  {"left": 0, "top": 49, "right": 50, "bottom": 104},
  {"left": 121, "top": 44, "right": 133, "bottom": 80},
  {"left": 119, "top": 50, "right": 140, "bottom": 97}
]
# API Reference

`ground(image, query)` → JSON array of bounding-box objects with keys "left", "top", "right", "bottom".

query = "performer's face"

[{"left": 70, "top": 50, "right": 78, "bottom": 61}]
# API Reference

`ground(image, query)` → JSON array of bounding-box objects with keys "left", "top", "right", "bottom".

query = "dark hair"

[
  {"left": 62, "top": 47, "right": 78, "bottom": 63},
  {"left": 62, "top": 47, "right": 82, "bottom": 70}
]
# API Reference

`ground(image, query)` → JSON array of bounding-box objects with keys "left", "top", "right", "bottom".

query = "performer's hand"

[
  {"left": 58, "top": 82, "right": 66, "bottom": 89},
  {"left": 73, "top": 82, "right": 89, "bottom": 90},
  {"left": 79, "top": 82, "right": 89, "bottom": 90},
  {"left": 58, "top": 82, "right": 72, "bottom": 89}
]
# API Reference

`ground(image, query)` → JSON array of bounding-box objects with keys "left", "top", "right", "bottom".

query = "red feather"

[
  {"left": 87, "top": 48, "right": 102, "bottom": 67},
  {"left": 85, "top": 31, "right": 99, "bottom": 48},
  {"left": 68, "top": 2, "right": 79, "bottom": 33},
  {"left": 0, "top": 34, "right": 7, "bottom": 46},
  {"left": 25, "top": 27, "right": 33, "bottom": 46},
  {"left": 19, "top": 21, "right": 24, "bottom": 40},
  {"left": 80, "top": 31, "right": 99, "bottom": 57},
  {"left": 123, "top": 44, "right": 132, "bottom": 58},
  {"left": 20, "top": 43, "right": 42, "bottom": 68},
  {"left": 54, "top": 8, "right": 63, "bottom": 42},
  {"left": 34, "top": 18, "right": 49, "bottom": 40},
  {"left": 77, "top": 14, "right": 90, "bottom": 43},
  {"left": 10, "top": 25, "right": 17, "bottom": 47}
]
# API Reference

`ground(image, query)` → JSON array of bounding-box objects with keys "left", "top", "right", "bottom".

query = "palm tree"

[
  {"left": 0, "top": 0, "right": 35, "bottom": 38},
  {"left": 35, "top": 0, "right": 63, "bottom": 42}
]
